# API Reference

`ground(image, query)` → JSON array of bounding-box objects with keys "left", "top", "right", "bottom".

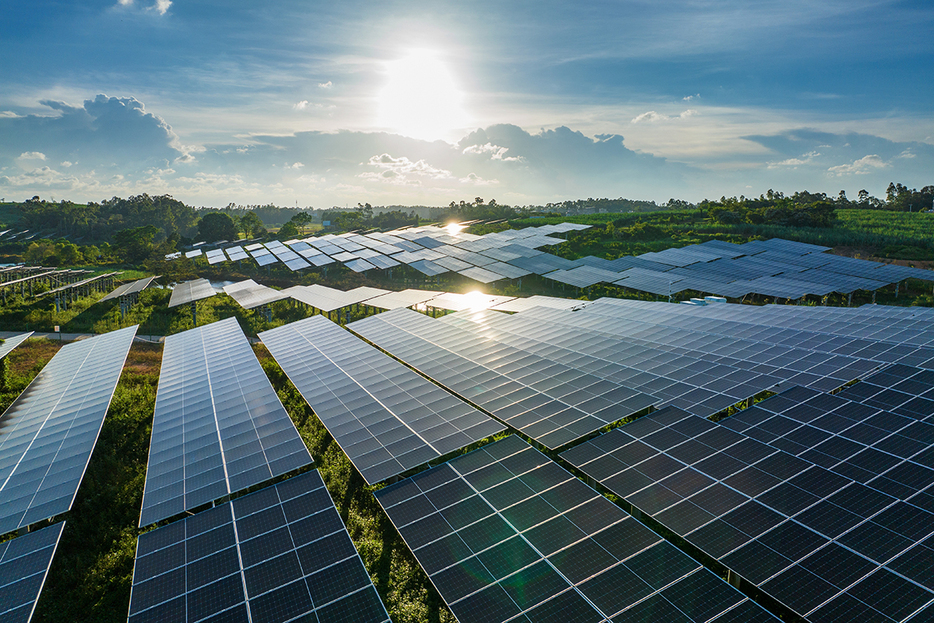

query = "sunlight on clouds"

[{"left": 377, "top": 50, "right": 469, "bottom": 142}]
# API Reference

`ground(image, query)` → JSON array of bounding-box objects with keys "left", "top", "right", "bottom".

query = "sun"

[{"left": 377, "top": 50, "right": 469, "bottom": 142}]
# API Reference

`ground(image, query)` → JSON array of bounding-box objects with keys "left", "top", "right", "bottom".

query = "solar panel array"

[
  {"left": 167, "top": 222, "right": 592, "bottom": 283},
  {"left": 139, "top": 317, "right": 312, "bottom": 527},
  {"left": 130, "top": 470, "right": 390, "bottom": 623},
  {"left": 563, "top": 379, "right": 934, "bottom": 621},
  {"left": 349, "top": 309, "right": 656, "bottom": 449},
  {"left": 0, "top": 522, "right": 65, "bottom": 623},
  {"left": 376, "top": 435, "right": 777, "bottom": 623},
  {"left": 167, "top": 279, "right": 217, "bottom": 308},
  {"left": 0, "top": 325, "right": 137, "bottom": 535},
  {"left": 259, "top": 315, "right": 504, "bottom": 484}
]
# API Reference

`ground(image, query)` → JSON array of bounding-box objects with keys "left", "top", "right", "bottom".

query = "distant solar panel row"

[
  {"left": 376, "top": 435, "right": 777, "bottom": 623},
  {"left": 260, "top": 315, "right": 503, "bottom": 484},
  {"left": 139, "top": 317, "right": 311, "bottom": 527},
  {"left": 349, "top": 309, "right": 656, "bottom": 449},
  {"left": 0, "top": 325, "right": 137, "bottom": 535},
  {"left": 130, "top": 470, "right": 390, "bottom": 623}
]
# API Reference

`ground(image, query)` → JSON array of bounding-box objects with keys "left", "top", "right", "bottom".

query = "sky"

[{"left": 2, "top": 0, "right": 933, "bottom": 208}]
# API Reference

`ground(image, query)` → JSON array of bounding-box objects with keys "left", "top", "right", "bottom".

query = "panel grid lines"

[{"left": 376, "top": 435, "right": 776, "bottom": 623}]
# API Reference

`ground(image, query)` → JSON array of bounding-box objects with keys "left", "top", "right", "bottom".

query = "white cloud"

[
  {"left": 631, "top": 110, "right": 697, "bottom": 123},
  {"left": 460, "top": 172, "right": 499, "bottom": 185},
  {"left": 359, "top": 153, "right": 453, "bottom": 185},
  {"left": 61, "top": 161, "right": 74, "bottom": 167},
  {"left": 0, "top": 111, "right": 20, "bottom": 118},
  {"left": 293, "top": 100, "right": 309, "bottom": 110},
  {"left": 151, "top": 0, "right": 171, "bottom": 15},
  {"left": 286, "top": 162, "right": 304, "bottom": 169},
  {"left": 897, "top": 148, "right": 916, "bottom": 159},
  {"left": 461, "top": 142, "right": 524, "bottom": 162},
  {"left": 175, "top": 153, "right": 196, "bottom": 164},
  {"left": 18, "top": 151, "right": 46, "bottom": 161},
  {"left": 827, "top": 154, "right": 889, "bottom": 176},
  {"left": 768, "top": 150, "right": 820, "bottom": 168},
  {"left": 631, "top": 111, "right": 665, "bottom": 124},
  {"left": 117, "top": 0, "right": 133, "bottom": 5},
  {"left": 684, "top": 94, "right": 700, "bottom": 101},
  {"left": 317, "top": 81, "right": 332, "bottom": 89}
]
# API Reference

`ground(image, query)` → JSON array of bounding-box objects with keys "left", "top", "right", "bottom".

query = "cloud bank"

[{"left": 0, "top": 95, "right": 931, "bottom": 206}]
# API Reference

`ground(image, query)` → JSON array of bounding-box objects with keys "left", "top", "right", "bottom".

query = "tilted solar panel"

[
  {"left": 0, "top": 325, "right": 137, "bottom": 534},
  {"left": 376, "top": 435, "right": 776, "bottom": 623},
  {"left": 0, "top": 522, "right": 65, "bottom": 623},
  {"left": 260, "top": 316, "right": 503, "bottom": 484},
  {"left": 139, "top": 317, "right": 312, "bottom": 527},
  {"left": 130, "top": 470, "right": 390, "bottom": 623}
]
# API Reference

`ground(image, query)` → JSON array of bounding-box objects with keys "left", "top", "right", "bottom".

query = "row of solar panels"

[
  {"left": 174, "top": 218, "right": 934, "bottom": 298},
  {"left": 165, "top": 276, "right": 591, "bottom": 314},
  {"left": 6, "top": 294, "right": 934, "bottom": 622},
  {"left": 174, "top": 222, "right": 590, "bottom": 282}
]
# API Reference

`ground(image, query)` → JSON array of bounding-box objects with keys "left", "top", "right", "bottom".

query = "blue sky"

[{"left": 2, "top": 0, "right": 933, "bottom": 207}]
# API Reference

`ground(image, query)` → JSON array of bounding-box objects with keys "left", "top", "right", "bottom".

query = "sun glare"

[{"left": 377, "top": 50, "right": 469, "bottom": 142}]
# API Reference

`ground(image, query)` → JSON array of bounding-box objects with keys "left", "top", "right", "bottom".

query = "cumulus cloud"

[
  {"left": 461, "top": 143, "right": 524, "bottom": 162},
  {"left": 768, "top": 151, "right": 820, "bottom": 169},
  {"left": 293, "top": 100, "right": 309, "bottom": 110},
  {"left": 317, "top": 81, "right": 332, "bottom": 89},
  {"left": 18, "top": 152, "right": 46, "bottom": 161},
  {"left": 359, "top": 154, "right": 453, "bottom": 185},
  {"left": 828, "top": 154, "right": 889, "bottom": 176},
  {"left": 684, "top": 94, "right": 700, "bottom": 101},
  {"left": 286, "top": 162, "right": 304, "bottom": 169},
  {"left": 631, "top": 111, "right": 665, "bottom": 124},
  {"left": 460, "top": 172, "right": 499, "bottom": 185},
  {"left": 152, "top": 0, "right": 171, "bottom": 14}
]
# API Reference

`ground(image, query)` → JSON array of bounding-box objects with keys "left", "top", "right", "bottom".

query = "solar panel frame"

[{"left": 0, "top": 332, "right": 33, "bottom": 361}]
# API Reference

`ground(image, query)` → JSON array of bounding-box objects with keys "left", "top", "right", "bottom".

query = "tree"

[
  {"left": 289, "top": 212, "right": 313, "bottom": 235},
  {"left": 277, "top": 221, "right": 299, "bottom": 240},
  {"left": 198, "top": 212, "right": 238, "bottom": 242},
  {"left": 113, "top": 225, "right": 159, "bottom": 263},
  {"left": 240, "top": 211, "right": 265, "bottom": 238}
]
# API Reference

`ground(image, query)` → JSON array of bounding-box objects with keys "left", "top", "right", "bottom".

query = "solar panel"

[
  {"left": 458, "top": 266, "right": 506, "bottom": 283},
  {"left": 363, "top": 289, "right": 442, "bottom": 310},
  {"left": 427, "top": 292, "right": 517, "bottom": 312},
  {"left": 222, "top": 279, "right": 288, "bottom": 309},
  {"left": 409, "top": 259, "right": 448, "bottom": 276},
  {"left": 376, "top": 435, "right": 776, "bottom": 623},
  {"left": 0, "top": 325, "right": 137, "bottom": 534},
  {"left": 130, "top": 470, "right": 390, "bottom": 623},
  {"left": 139, "top": 317, "right": 312, "bottom": 527},
  {"left": 0, "top": 331, "right": 33, "bottom": 361},
  {"left": 168, "top": 279, "right": 217, "bottom": 308},
  {"left": 488, "top": 295, "right": 588, "bottom": 313},
  {"left": 345, "top": 258, "right": 376, "bottom": 272},
  {"left": 225, "top": 246, "right": 248, "bottom": 261},
  {"left": 562, "top": 399, "right": 934, "bottom": 622},
  {"left": 259, "top": 315, "right": 504, "bottom": 484},
  {"left": 0, "top": 522, "right": 65, "bottom": 622},
  {"left": 254, "top": 253, "right": 279, "bottom": 266},
  {"left": 184, "top": 249, "right": 202, "bottom": 259},
  {"left": 101, "top": 276, "right": 159, "bottom": 302},
  {"left": 348, "top": 309, "right": 656, "bottom": 449}
]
